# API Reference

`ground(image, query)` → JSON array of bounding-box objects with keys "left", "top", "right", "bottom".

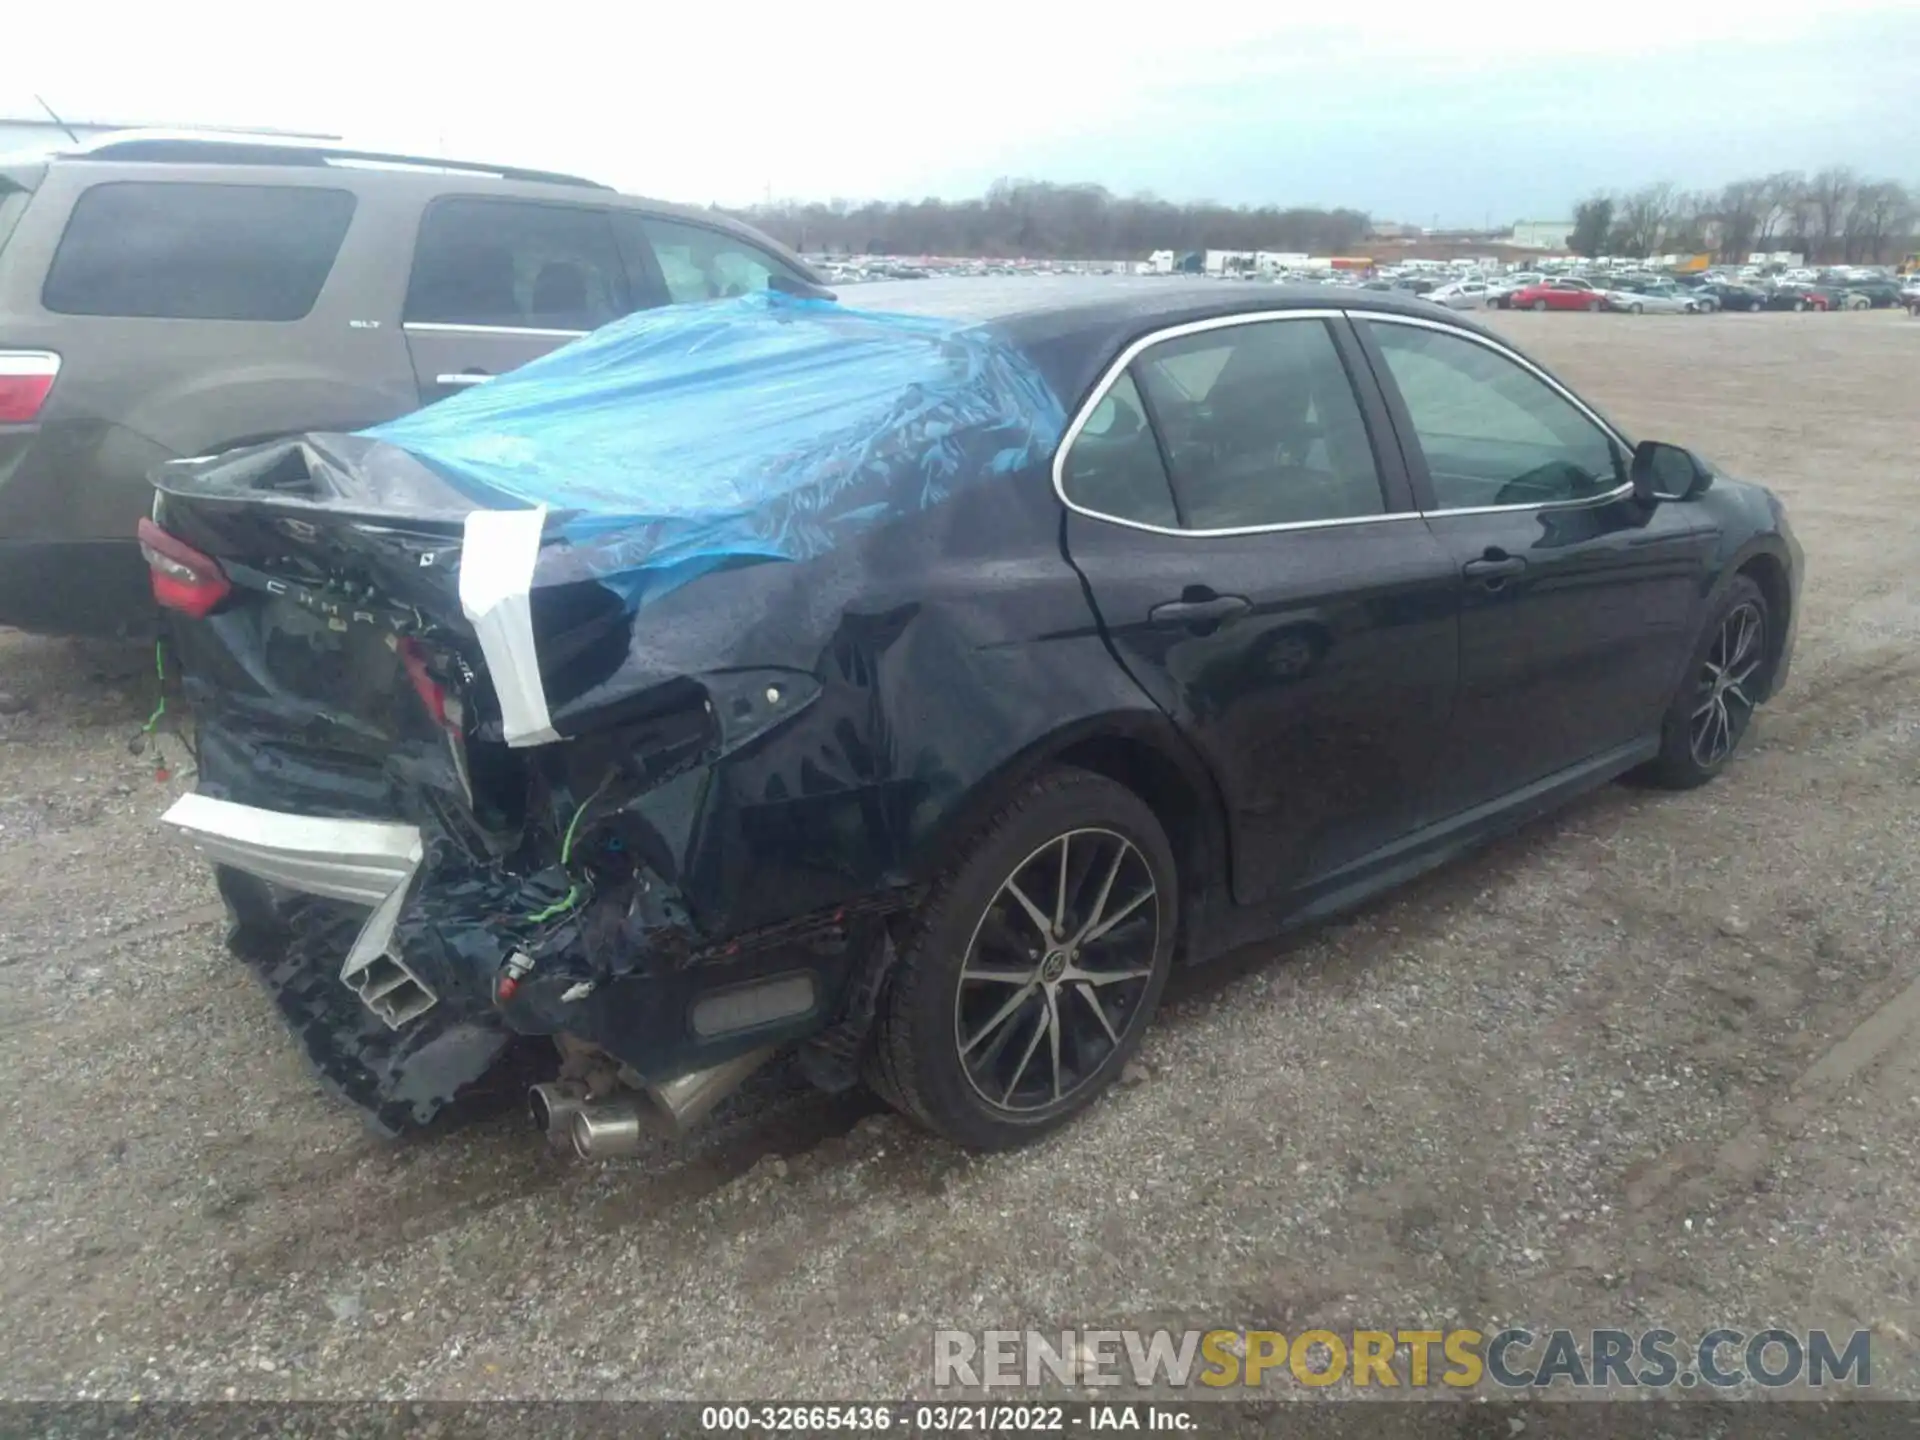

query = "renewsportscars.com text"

[{"left": 934, "top": 1327, "right": 1872, "bottom": 1390}]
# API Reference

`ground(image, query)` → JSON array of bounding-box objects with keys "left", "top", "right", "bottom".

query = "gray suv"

[{"left": 0, "top": 132, "right": 828, "bottom": 636}]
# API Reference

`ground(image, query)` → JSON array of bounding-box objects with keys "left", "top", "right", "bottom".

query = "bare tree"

[
  {"left": 1663, "top": 190, "right": 1713, "bottom": 254},
  {"left": 1569, "top": 195, "right": 1615, "bottom": 257},
  {"left": 1806, "top": 166, "right": 1858, "bottom": 262},
  {"left": 1843, "top": 180, "right": 1914, "bottom": 262},
  {"left": 1754, "top": 172, "right": 1805, "bottom": 250},
  {"left": 731, "top": 180, "right": 1369, "bottom": 261},
  {"left": 1614, "top": 183, "right": 1677, "bottom": 257},
  {"left": 1711, "top": 178, "right": 1767, "bottom": 261},
  {"left": 727, "top": 165, "right": 1916, "bottom": 268}
]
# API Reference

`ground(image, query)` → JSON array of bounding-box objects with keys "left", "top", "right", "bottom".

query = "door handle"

[
  {"left": 1149, "top": 594, "right": 1252, "bottom": 627},
  {"left": 1462, "top": 555, "right": 1527, "bottom": 584},
  {"left": 434, "top": 372, "right": 493, "bottom": 386}
]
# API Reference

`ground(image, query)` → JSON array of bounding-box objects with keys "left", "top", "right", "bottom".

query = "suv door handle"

[
  {"left": 1149, "top": 594, "right": 1252, "bottom": 627},
  {"left": 434, "top": 372, "right": 493, "bottom": 387},
  {"left": 1462, "top": 554, "right": 1527, "bottom": 584}
]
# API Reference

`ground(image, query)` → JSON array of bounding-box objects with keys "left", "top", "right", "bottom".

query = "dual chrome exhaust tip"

[{"left": 528, "top": 1046, "right": 775, "bottom": 1160}]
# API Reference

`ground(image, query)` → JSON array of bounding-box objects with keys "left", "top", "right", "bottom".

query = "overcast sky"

[{"left": 10, "top": 0, "right": 1918, "bottom": 225}]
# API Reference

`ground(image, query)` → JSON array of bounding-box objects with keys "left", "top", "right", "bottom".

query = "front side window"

[
  {"left": 1366, "top": 321, "right": 1624, "bottom": 510},
  {"left": 1131, "top": 318, "right": 1386, "bottom": 530},
  {"left": 42, "top": 182, "right": 355, "bottom": 320},
  {"left": 626, "top": 216, "right": 806, "bottom": 305},
  {"left": 405, "top": 199, "right": 626, "bottom": 331},
  {"left": 1059, "top": 371, "right": 1179, "bottom": 528}
]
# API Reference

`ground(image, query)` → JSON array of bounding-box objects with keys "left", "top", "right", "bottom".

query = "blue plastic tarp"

[{"left": 362, "top": 293, "right": 1066, "bottom": 606}]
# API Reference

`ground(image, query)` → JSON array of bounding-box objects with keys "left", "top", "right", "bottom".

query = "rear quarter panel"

[{"left": 551, "top": 461, "right": 1183, "bottom": 942}]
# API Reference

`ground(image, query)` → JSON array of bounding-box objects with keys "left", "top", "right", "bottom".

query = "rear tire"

[
  {"left": 1645, "top": 576, "right": 1770, "bottom": 790},
  {"left": 1531, "top": 299, "right": 1549, "bottom": 311},
  {"left": 868, "top": 768, "right": 1176, "bottom": 1150}
]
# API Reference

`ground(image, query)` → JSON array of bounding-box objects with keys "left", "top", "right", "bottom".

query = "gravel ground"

[{"left": 1, "top": 308, "right": 1917, "bottom": 1403}]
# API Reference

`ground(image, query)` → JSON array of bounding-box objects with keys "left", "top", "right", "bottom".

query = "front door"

[
  {"left": 1355, "top": 315, "right": 1714, "bottom": 819},
  {"left": 399, "top": 197, "right": 634, "bottom": 406},
  {"left": 1060, "top": 312, "right": 1460, "bottom": 905}
]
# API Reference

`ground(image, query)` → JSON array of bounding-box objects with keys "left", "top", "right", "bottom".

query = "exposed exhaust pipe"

[
  {"left": 528, "top": 1081, "right": 589, "bottom": 1151},
  {"left": 569, "top": 1046, "right": 776, "bottom": 1160}
]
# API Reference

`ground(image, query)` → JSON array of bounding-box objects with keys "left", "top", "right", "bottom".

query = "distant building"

[
  {"left": 1509, "top": 220, "right": 1574, "bottom": 251},
  {"left": 1369, "top": 221, "right": 1414, "bottom": 240}
]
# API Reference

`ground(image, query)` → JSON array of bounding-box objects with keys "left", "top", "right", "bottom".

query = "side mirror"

[{"left": 1630, "top": 440, "right": 1712, "bottom": 503}]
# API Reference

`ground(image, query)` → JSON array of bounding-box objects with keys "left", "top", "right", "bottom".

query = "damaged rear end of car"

[{"left": 149, "top": 292, "right": 1068, "bottom": 1144}]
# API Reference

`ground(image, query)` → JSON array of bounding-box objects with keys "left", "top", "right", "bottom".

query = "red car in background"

[{"left": 1507, "top": 278, "right": 1606, "bottom": 312}]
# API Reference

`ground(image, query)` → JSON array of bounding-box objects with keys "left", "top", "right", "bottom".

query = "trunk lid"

[{"left": 150, "top": 437, "right": 518, "bottom": 841}]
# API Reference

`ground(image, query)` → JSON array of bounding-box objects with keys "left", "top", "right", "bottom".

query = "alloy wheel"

[
  {"left": 953, "top": 828, "right": 1159, "bottom": 1114},
  {"left": 1690, "top": 601, "right": 1765, "bottom": 768}
]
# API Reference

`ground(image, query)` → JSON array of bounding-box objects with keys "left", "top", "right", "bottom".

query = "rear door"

[
  {"left": 1060, "top": 311, "right": 1460, "bottom": 905},
  {"left": 1354, "top": 314, "right": 1713, "bottom": 818},
  {"left": 400, "top": 197, "right": 633, "bottom": 404}
]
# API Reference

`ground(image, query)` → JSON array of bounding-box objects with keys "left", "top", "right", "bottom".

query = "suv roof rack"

[{"left": 61, "top": 130, "right": 612, "bottom": 191}]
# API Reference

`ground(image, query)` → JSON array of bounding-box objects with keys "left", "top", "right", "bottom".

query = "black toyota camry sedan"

[{"left": 147, "top": 278, "right": 1801, "bottom": 1155}]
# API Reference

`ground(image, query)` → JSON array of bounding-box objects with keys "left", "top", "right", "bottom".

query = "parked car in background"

[
  {"left": 149, "top": 277, "right": 1802, "bottom": 1151},
  {"left": 1485, "top": 273, "right": 1544, "bottom": 309},
  {"left": 1603, "top": 280, "right": 1703, "bottom": 315},
  {"left": 1508, "top": 278, "right": 1605, "bottom": 312},
  {"left": 1764, "top": 285, "right": 1833, "bottom": 312},
  {"left": 1834, "top": 278, "right": 1901, "bottom": 308},
  {"left": 1700, "top": 281, "right": 1768, "bottom": 312},
  {"left": 1428, "top": 279, "right": 1491, "bottom": 310},
  {"left": 1827, "top": 280, "right": 1889, "bottom": 309},
  {"left": 0, "top": 131, "right": 830, "bottom": 637}
]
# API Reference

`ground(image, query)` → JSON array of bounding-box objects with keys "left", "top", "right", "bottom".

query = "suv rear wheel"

[{"left": 869, "top": 768, "right": 1176, "bottom": 1149}]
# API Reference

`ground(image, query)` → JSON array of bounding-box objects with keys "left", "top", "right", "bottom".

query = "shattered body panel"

[{"left": 155, "top": 293, "right": 1180, "bottom": 1127}]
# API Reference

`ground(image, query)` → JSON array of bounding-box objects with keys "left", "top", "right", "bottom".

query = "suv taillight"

[
  {"left": 137, "top": 517, "right": 232, "bottom": 618},
  {"left": 0, "top": 350, "right": 60, "bottom": 424}
]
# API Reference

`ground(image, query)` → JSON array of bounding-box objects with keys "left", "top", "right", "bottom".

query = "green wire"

[
  {"left": 141, "top": 641, "right": 166, "bottom": 733},
  {"left": 525, "top": 884, "right": 581, "bottom": 926},
  {"left": 525, "top": 776, "right": 614, "bottom": 924}
]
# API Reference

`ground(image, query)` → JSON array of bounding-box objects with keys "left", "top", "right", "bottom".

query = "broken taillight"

[
  {"left": 397, "top": 637, "right": 453, "bottom": 728},
  {"left": 137, "top": 517, "right": 232, "bottom": 618},
  {"left": 0, "top": 351, "right": 60, "bottom": 424}
]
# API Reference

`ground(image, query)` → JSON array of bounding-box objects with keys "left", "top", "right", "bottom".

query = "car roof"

[
  {"left": 25, "top": 130, "right": 824, "bottom": 284},
  {"left": 837, "top": 276, "right": 1484, "bottom": 407}
]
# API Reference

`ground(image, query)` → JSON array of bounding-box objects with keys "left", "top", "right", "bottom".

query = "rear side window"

[
  {"left": 41, "top": 183, "right": 354, "bottom": 320},
  {"left": 620, "top": 215, "right": 805, "bottom": 305},
  {"left": 405, "top": 199, "right": 627, "bottom": 332},
  {"left": 1059, "top": 371, "right": 1179, "bottom": 528},
  {"left": 1132, "top": 319, "right": 1386, "bottom": 530}
]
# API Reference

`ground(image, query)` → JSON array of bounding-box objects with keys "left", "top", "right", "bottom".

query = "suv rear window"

[{"left": 41, "top": 182, "right": 354, "bottom": 320}]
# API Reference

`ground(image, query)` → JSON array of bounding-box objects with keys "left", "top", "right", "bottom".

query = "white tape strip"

[{"left": 458, "top": 506, "right": 560, "bottom": 747}]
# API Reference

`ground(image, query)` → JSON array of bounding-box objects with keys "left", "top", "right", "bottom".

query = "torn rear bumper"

[
  {"left": 163, "top": 793, "right": 442, "bottom": 1028},
  {"left": 162, "top": 793, "right": 422, "bottom": 906},
  {"left": 162, "top": 794, "right": 512, "bottom": 1132}
]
